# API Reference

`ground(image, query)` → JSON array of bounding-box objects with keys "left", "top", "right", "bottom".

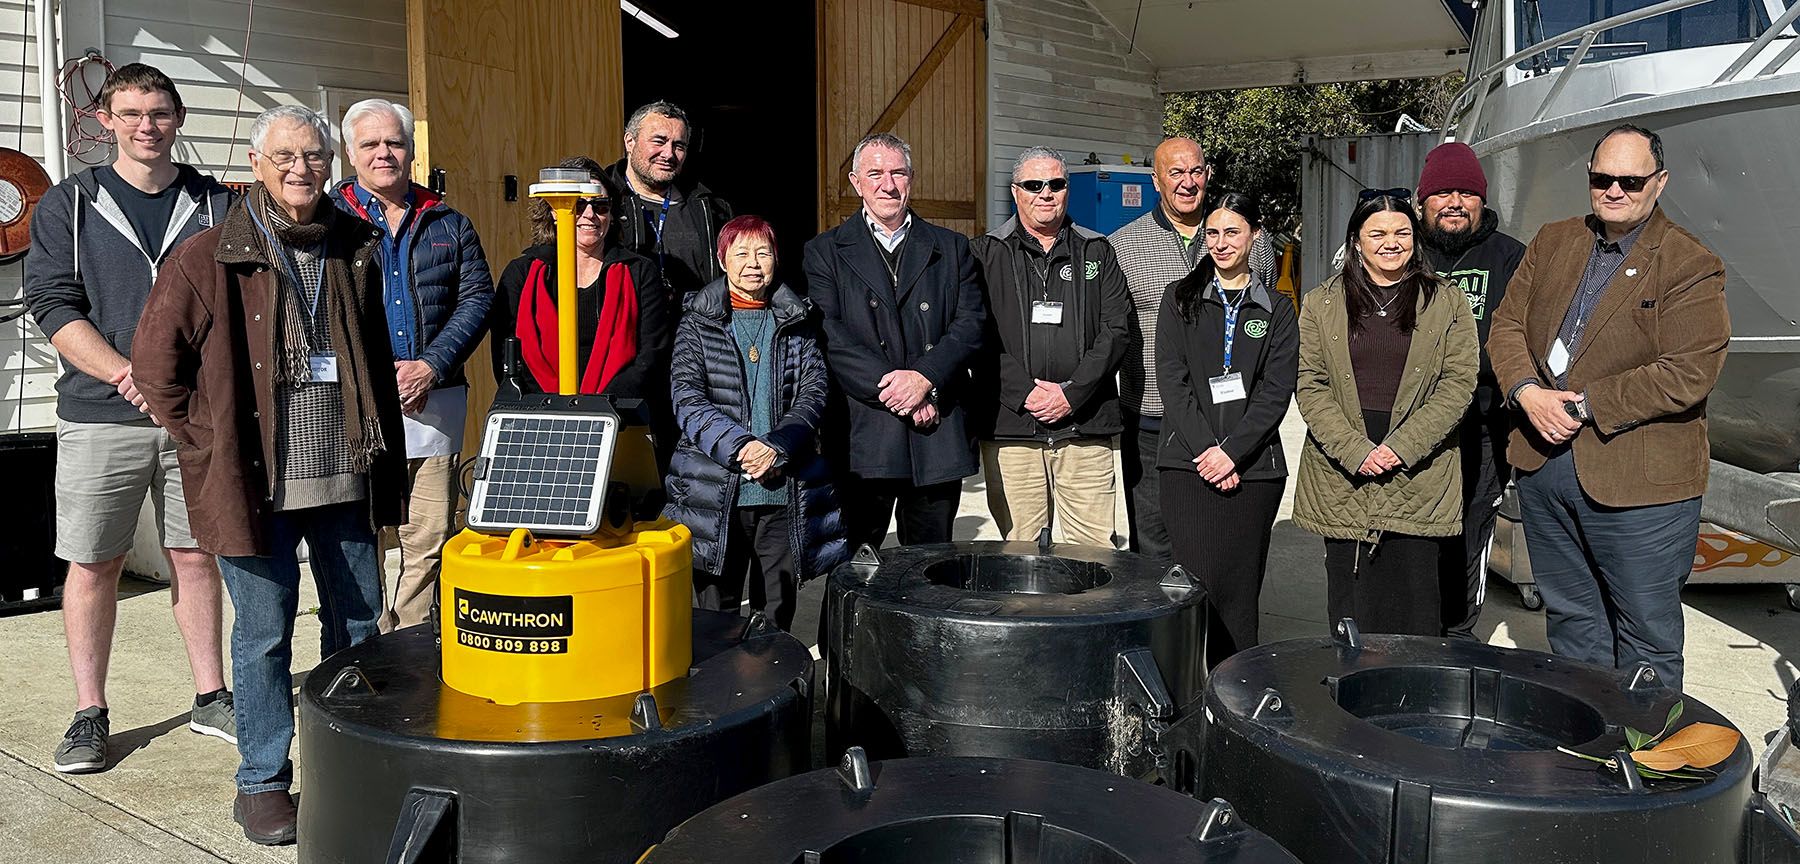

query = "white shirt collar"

[{"left": 864, "top": 209, "right": 912, "bottom": 253}]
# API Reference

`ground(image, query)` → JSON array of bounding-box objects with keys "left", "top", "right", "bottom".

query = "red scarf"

[{"left": 517, "top": 257, "right": 639, "bottom": 394}]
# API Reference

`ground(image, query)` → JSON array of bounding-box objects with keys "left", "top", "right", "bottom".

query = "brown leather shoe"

[{"left": 232, "top": 790, "right": 297, "bottom": 845}]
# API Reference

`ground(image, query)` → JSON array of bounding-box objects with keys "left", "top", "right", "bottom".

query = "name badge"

[
  {"left": 1547, "top": 338, "right": 1570, "bottom": 377},
  {"left": 1031, "top": 301, "right": 1064, "bottom": 325},
  {"left": 1209, "top": 372, "right": 1247, "bottom": 403},
  {"left": 308, "top": 354, "right": 340, "bottom": 383}
]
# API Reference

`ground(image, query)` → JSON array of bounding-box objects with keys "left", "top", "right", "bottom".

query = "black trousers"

[
  {"left": 1441, "top": 411, "right": 1510, "bottom": 639},
  {"left": 1325, "top": 535, "right": 1447, "bottom": 637},
  {"left": 1121, "top": 408, "right": 1172, "bottom": 570},
  {"left": 840, "top": 477, "right": 961, "bottom": 551},
  {"left": 693, "top": 505, "right": 797, "bottom": 631},
  {"left": 1162, "top": 469, "right": 1283, "bottom": 666}
]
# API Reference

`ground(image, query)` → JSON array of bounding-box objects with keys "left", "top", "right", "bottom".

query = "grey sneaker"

[
  {"left": 53, "top": 706, "right": 108, "bottom": 774},
  {"left": 190, "top": 691, "right": 237, "bottom": 744}
]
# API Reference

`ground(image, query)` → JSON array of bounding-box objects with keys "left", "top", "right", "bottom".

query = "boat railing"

[{"left": 1441, "top": 0, "right": 1800, "bottom": 142}]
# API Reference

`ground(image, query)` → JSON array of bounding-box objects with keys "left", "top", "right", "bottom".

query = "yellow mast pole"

[{"left": 529, "top": 167, "right": 602, "bottom": 397}]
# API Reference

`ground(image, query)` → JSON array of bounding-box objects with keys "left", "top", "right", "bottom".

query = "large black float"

[
  {"left": 823, "top": 540, "right": 1208, "bottom": 786},
  {"left": 641, "top": 749, "right": 1302, "bottom": 863},
  {"left": 295, "top": 611, "right": 811, "bottom": 864},
  {"left": 1202, "top": 620, "right": 1753, "bottom": 864}
]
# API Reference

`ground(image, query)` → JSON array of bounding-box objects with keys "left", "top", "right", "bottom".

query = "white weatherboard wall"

[
  {"left": 9, "top": 0, "right": 404, "bottom": 576},
  {"left": 987, "top": 0, "right": 1161, "bottom": 231}
]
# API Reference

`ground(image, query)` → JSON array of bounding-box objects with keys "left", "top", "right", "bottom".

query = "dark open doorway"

[{"left": 621, "top": 2, "right": 818, "bottom": 285}]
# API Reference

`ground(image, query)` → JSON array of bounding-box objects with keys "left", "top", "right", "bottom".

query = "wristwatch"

[{"left": 928, "top": 386, "right": 939, "bottom": 405}]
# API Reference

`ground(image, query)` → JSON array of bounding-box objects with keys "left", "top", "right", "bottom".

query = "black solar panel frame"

[{"left": 466, "top": 409, "right": 620, "bottom": 536}]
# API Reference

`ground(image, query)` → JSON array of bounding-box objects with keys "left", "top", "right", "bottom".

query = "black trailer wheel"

[{"left": 1519, "top": 582, "right": 1544, "bottom": 610}]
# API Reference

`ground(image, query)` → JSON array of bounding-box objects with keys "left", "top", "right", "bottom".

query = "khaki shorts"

[{"left": 54, "top": 419, "right": 196, "bottom": 562}]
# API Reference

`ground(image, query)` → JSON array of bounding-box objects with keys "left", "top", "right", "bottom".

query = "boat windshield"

[{"left": 1516, "top": 0, "right": 1784, "bottom": 71}]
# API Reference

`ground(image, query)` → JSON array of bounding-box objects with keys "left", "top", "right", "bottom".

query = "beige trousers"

[
  {"left": 981, "top": 438, "right": 1117, "bottom": 547},
  {"left": 378, "top": 454, "right": 458, "bottom": 631}
]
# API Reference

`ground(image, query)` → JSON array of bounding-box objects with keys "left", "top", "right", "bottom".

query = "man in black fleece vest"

[{"left": 1415, "top": 142, "right": 1527, "bottom": 639}]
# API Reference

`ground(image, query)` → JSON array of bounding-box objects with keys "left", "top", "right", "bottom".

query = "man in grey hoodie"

[{"left": 23, "top": 63, "right": 236, "bottom": 775}]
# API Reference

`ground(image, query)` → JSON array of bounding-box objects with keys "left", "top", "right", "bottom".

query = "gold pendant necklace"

[{"left": 748, "top": 345, "right": 760, "bottom": 363}]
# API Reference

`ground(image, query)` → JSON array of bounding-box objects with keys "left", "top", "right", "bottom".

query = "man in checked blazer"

[{"left": 1487, "top": 123, "right": 1729, "bottom": 691}]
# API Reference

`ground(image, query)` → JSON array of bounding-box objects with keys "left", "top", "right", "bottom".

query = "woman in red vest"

[{"left": 491, "top": 157, "right": 669, "bottom": 401}]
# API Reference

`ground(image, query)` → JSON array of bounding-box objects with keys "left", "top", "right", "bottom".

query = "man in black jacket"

[
  {"left": 802, "top": 132, "right": 985, "bottom": 550},
  {"left": 1416, "top": 142, "right": 1527, "bottom": 638},
  {"left": 605, "top": 100, "right": 734, "bottom": 304},
  {"left": 971, "top": 147, "right": 1130, "bottom": 547}
]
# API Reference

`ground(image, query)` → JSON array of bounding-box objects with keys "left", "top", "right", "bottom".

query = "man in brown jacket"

[
  {"left": 1487, "top": 124, "right": 1728, "bottom": 691},
  {"left": 134, "top": 104, "right": 408, "bottom": 846}
]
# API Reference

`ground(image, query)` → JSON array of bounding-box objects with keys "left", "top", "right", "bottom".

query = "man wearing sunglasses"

[
  {"left": 1414, "top": 143, "right": 1527, "bottom": 640},
  {"left": 1488, "top": 124, "right": 1728, "bottom": 691},
  {"left": 970, "top": 147, "right": 1131, "bottom": 548},
  {"left": 330, "top": 98, "right": 493, "bottom": 633}
]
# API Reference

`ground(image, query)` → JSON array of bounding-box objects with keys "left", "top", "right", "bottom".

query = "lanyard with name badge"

[
  {"left": 650, "top": 192, "right": 671, "bottom": 275},
  {"left": 249, "top": 209, "right": 337, "bottom": 383},
  {"left": 1209, "top": 285, "right": 1248, "bottom": 403},
  {"left": 1029, "top": 239, "right": 1070, "bottom": 325}
]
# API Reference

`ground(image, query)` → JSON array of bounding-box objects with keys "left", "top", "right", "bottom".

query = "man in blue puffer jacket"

[{"left": 331, "top": 98, "right": 492, "bottom": 631}]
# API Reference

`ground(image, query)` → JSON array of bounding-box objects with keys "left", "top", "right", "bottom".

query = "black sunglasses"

[
  {"left": 1358, "top": 187, "right": 1412, "bottom": 202},
  {"left": 1588, "top": 172, "right": 1660, "bottom": 193},
  {"left": 1014, "top": 178, "right": 1069, "bottom": 194},
  {"left": 575, "top": 197, "right": 611, "bottom": 215}
]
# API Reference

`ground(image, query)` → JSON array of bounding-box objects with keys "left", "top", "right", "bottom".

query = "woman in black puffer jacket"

[{"left": 664, "top": 215, "right": 846, "bottom": 630}]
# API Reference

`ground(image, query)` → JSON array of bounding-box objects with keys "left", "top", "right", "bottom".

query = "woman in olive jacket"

[
  {"left": 1293, "top": 192, "right": 1478, "bottom": 636},
  {"left": 1157, "top": 194, "right": 1298, "bottom": 664}
]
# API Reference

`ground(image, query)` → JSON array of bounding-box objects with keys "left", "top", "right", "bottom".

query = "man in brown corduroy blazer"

[{"left": 1487, "top": 124, "right": 1728, "bottom": 691}]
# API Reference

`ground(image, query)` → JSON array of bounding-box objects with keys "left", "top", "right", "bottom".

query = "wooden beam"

[
  {"left": 836, "top": 13, "right": 976, "bottom": 192},
  {"left": 1156, "top": 48, "right": 1467, "bottom": 93},
  {"left": 893, "top": 0, "right": 986, "bottom": 17},
  {"left": 836, "top": 196, "right": 978, "bottom": 221}
]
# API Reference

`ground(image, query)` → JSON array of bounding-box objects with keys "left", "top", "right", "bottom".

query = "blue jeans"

[
  {"left": 1516, "top": 448, "right": 1700, "bottom": 691},
  {"left": 217, "top": 501, "right": 383, "bottom": 793}
]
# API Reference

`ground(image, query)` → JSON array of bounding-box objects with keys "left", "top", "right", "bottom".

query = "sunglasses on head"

[
  {"left": 1588, "top": 172, "right": 1659, "bottom": 193},
  {"left": 1014, "top": 178, "right": 1069, "bottom": 194},
  {"left": 1358, "top": 187, "right": 1413, "bottom": 202}
]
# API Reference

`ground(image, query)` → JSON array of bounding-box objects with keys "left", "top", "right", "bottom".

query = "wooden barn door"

[
  {"left": 405, "top": 0, "right": 625, "bottom": 455},
  {"left": 818, "top": 0, "right": 987, "bottom": 236}
]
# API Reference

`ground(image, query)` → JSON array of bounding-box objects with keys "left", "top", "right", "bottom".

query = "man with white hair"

[
  {"left": 134, "top": 104, "right": 408, "bottom": 845},
  {"left": 330, "top": 98, "right": 492, "bottom": 631},
  {"left": 970, "top": 146, "right": 1130, "bottom": 547},
  {"left": 802, "top": 132, "right": 985, "bottom": 550}
]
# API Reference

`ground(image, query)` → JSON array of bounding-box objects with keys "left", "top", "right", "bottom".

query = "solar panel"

[{"left": 466, "top": 411, "right": 620, "bottom": 536}]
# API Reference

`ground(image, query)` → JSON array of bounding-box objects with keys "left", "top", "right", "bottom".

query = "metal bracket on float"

[
  {"left": 1251, "top": 688, "right": 1293, "bottom": 722},
  {"left": 385, "top": 789, "right": 456, "bottom": 864},
  {"left": 1036, "top": 526, "right": 1054, "bottom": 553},
  {"left": 1625, "top": 662, "right": 1663, "bottom": 693},
  {"left": 630, "top": 693, "right": 663, "bottom": 732},
  {"left": 1159, "top": 563, "right": 1202, "bottom": 592},
  {"left": 322, "top": 665, "right": 380, "bottom": 700},
  {"left": 1116, "top": 648, "right": 1176, "bottom": 722},
  {"left": 836, "top": 746, "right": 876, "bottom": 797},
  {"left": 739, "top": 610, "right": 776, "bottom": 641},
  {"left": 848, "top": 544, "right": 882, "bottom": 582},
  {"left": 1007, "top": 810, "right": 1045, "bottom": 859},
  {"left": 1334, "top": 618, "right": 1364, "bottom": 651},
  {"left": 1189, "top": 798, "right": 1241, "bottom": 842},
  {"left": 1610, "top": 750, "right": 1649, "bottom": 793}
]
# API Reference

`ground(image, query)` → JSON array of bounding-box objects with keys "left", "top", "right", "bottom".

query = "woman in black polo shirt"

[{"left": 1156, "top": 193, "right": 1298, "bottom": 665}]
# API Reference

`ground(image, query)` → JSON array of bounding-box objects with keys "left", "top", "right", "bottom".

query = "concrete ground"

[{"left": 3, "top": 405, "right": 1797, "bottom": 862}]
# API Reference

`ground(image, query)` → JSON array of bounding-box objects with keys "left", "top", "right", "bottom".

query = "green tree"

[{"left": 1164, "top": 75, "right": 1463, "bottom": 234}]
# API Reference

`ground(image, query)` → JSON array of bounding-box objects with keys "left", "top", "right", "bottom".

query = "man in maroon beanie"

[{"left": 1416, "top": 141, "right": 1526, "bottom": 639}]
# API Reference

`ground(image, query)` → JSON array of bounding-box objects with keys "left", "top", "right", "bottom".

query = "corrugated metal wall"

[{"left": 1298, "top": 131, "right": 1436, "bottom": 293}]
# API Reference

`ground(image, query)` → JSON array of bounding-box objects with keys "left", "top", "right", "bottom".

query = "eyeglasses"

[
  {"left": 576, "top": 197, "right": 611, "bottom": 215},
  {"left": 1588, "top": 172, "right": 1660, "bottom": 193},
  {"left": 261, "top": 150, "right": 331, "bottom": 171},
  {"left": 1359, "top": 187, "right": 1413, "bottom": 202},
  {"left": 107, "top": 110, "right": 178, "bottom": 128},
  {"left": 1014, "top": 178, "right": 1068, "bottom": 194}
]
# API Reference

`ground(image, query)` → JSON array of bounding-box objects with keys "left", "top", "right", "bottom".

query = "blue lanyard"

[
  {"left": 1221, "top": 285, "right": 1247, "bottom": 372},
  {"left": 650, "top": 192, "right": 671, "bottom": 273},
  {"left": 249, "top": 208, "right": 325, "bottom": 324}
]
